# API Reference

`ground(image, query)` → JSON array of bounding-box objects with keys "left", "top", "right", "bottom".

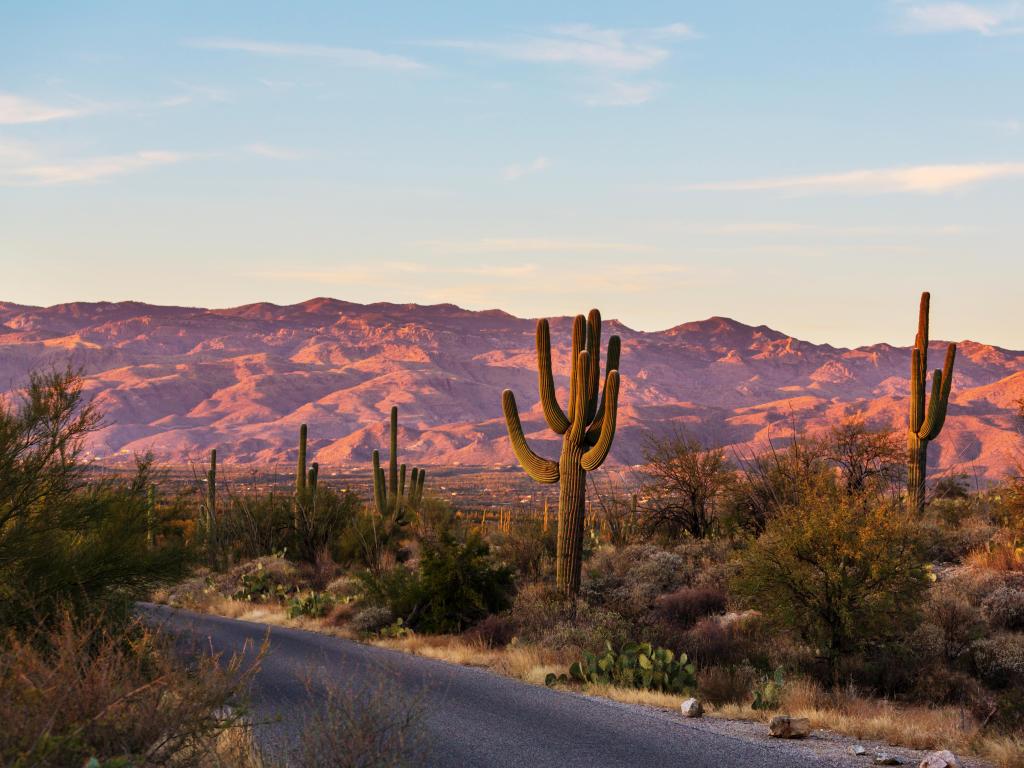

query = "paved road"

[{"left": 143, "top": 604, "right": 841, "bottom": 768}]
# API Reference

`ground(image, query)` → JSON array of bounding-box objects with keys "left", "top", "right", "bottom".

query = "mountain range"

[{"left": 1, "top": 298, "right": 1022, "bottom": 482}]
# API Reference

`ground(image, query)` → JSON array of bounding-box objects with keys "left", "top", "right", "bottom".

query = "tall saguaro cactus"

[
  {"left": 371, "top": 406, "right": 426, "bottom": 517},
  {"left": 908, "top": 292, "right": 956, "bottom": 514},
  {"left": 295, "top": 423, "right": 308, "bottom": 497},
  {"left": 202, "top": 449, "right": 218, "bottom": 563},
  {"left": 502, "top": 309, "right": 621, "bottom": 597}
]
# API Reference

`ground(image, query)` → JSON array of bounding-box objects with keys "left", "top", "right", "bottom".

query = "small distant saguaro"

[
  {"left": 372, "top": 405, "right": 426, "bottom": 517},
  {"left": 502, "top": 309, "right": 621, "bottom": 597},
  {"left": 907, "top": 292, "right": 956, "bottom": 515}
]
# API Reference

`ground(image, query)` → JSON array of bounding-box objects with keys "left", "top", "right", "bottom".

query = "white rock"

[
  {"left": 875, "top": 755, "right": 902, "bottom": 765},
  {"left": 768, "top": 715, "right": 811, "bottom": 739},
  {"left": 850, "top": 745, "right": 868, "bottom": 756},
  {"left": 680, "top": 697, "right": 703, "bottom": 718},
  {"left": 919, "top": 751, "right": 963, "bottom": 768}
]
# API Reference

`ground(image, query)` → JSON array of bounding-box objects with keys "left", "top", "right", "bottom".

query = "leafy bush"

[
  {"left": 360, "top": 530, "right": 514, "bottom": 634},
  {"left": 492, "top": 519, "right": 555, "bottom": 580},
  {"left": 0, "top": 370, "right": 190, "bottom": 630},
  {"left": 972, "top": 634, "right": 1024, "bottom": 689},
  {"left": 732, "top": 489, "right": 928, "bottom": 684},
  {"left": 541, "top": 604, "right": 632, "bottom": 653},
  {"left": 654, "top": 586, "right": 728, "bottom": 629},
  {"left": 546, "top": 641, "right": 697, "bottom": 693},
  {"left": 982, "top": 586, "right": 1024, "bottom": 630}
]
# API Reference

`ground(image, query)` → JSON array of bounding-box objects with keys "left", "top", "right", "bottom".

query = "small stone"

[
  {"left": 680, "top": 697, "right": 703, "bottom": 718},
  {"left": 768, "top": 715, "right": 811, "bottom": 739},
  {"left": 849, "top": 745, "right": 868, "bottom": 756},
  {"left": 874, "top": 755, "right": 902, "bottom": 765},
  {"left": 919, "top": 751, "right": 963, "bottom": 768}
]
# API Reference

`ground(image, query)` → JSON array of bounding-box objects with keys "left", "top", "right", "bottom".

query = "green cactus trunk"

[
  {"left": 907, "top": 292, "right": 956, "bottom": 515},
  {"left": 502, "top": 309, "right": 621, "bottom": 598},
  {"left": 205, "top": 449, "right": 217, "bottom": 563},
  {"left": 296, "top": 423, "right": 308, "bottom": 496}
]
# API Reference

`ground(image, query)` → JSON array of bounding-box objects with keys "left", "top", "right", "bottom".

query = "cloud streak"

[
  {"left": 503, "top": 156, "right": 549, "bottom": 181},
  {"left": 685, "top": 162, "right": 1024, "bottom": 194},
  {"left": 898, "top": 2, "right": 1024, "bottom": 35},
  {"left": 430, "top": 23, "right": 694, "bottom": 71},
  {"left": 185, "top": 37, "right": 424, "bottom": 70},
  {"left": 0, "top": 93, "right": 90, "bottom": 125},
  {"left": 0, "top": 143, "right": 190, "bottom": 186}
]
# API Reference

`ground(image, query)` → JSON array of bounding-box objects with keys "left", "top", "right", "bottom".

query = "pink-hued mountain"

[{"left": 1, "top": 298, "right": 1022, "bottom": 481}]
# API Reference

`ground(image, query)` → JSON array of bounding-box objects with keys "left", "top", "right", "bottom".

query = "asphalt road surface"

[{"left": 143, "top": 604, "right": 846, "bottom": 768}]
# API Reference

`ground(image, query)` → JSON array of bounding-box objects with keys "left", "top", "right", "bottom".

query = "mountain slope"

[{"left": 1, "top": 298, "right": 1021, "bottom": 480}]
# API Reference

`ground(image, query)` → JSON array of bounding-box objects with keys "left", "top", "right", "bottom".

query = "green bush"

[
  {"left": 291, "top": 486, "right": 362, "bottom": 565},
  {"left": 732, "top": 488, "right": 929, "bottom": 685},
  {"left": 0, "top": 370, "right": 190, "bottom": 630},
  {"left": 360, "top": 529, "right": 514, "bottom": 634},
  {"left": 217, "top": 490, "right": 292, "bottom": 561}
]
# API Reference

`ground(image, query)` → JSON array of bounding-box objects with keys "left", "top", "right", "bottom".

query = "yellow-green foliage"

[{"left": 733, "top": 486, "right": 929, "bottom": 683}]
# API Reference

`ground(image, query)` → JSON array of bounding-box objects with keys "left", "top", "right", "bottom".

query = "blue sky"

[{"left": 1, "top": 1, "right": 1022, "bottom": 347}]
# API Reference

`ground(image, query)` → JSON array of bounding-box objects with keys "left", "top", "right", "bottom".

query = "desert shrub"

[
  {"left": 654, "top": 586, "right": 728, "bottom": 630},
  {"left": 972, "top": 634, "right": 1024, "bottom": 689},
  {"left": 491, "top": 518, "right": 555, "bottom": 580},
  {"left": 923, "top": 591, "right": 986, "bottom": 662},
  {"left": 542, "top": 604, "right": 632, "bottom": 653},
  {"left": 284, "top": 676, "right": 425, "bottom": 768},
  {"left": 983, "top": 586, "right": 1024, "bottom": 630},
  {"left": 217, "top": 489, "right": 292, "bottom": 561},
  {"left": 337, "top": 507, "right": 408, "bottom": 573},
  {"left": 0, "top": 614, "right": 259, "bottom": 767},
  {"left": 968, "top": 529, "right": 1024, "bottom": 572},
  {"left": 350, "top": 605, "right": 395, "bottom": 635},
  {"left": 933, "top": 474, "right": 972, "bottom": 501},
  {"left": 698, "top": 664, "right": 757, "bottom": 707},
  {"left": 508, "top": 583, "right": 575, "bottom": 641},
  {"left": 732, "top": 489, "right": 928, "bottom": 685},
  {"left": 683, "top": 617, "right": 751, "bottom": 668},
  {"left": 464, "top": 613, "right": 517, "bottom": 648},
  {"left": 292, "top": 486, "right": 362, "bottom": 565},
  {"left": 361, "top": 530, "right": 514, "bottom": 634},
  {"left": 0, "top": 370, "right": 190, "bottom": 630}
]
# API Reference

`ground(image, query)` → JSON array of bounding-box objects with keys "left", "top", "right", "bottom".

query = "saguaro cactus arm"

[
  {"left": 536, "top": 319, "right": 570, "bottom": 435},
  {"left": 919, "top": 344, "right": 956, "bottom": 440},
  {"left": 582, "top": 370, "right": 620, "bottom": 471},
  {"left": 296, "top": 424, "right": 307, "bottom": 495},
  {"left": 502, "top": 390, "right": 559, "bottom": 483}
]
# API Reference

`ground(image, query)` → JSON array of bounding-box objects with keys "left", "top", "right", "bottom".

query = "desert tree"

[
  {"left": 825, "top": 418, "right": 905, "bottom": 496},
  {"left": 732, "top": 486, "right": 929, "bottom": 686},
  {"left": 639, "top": 428, "right": 733, "bottom": 539}
]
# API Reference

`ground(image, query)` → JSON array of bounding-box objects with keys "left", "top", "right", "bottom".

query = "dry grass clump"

[
  {"left": 0, "top": 614, "right": 262, "bottom": 767},
  {"left": 967, "top": 532, "right": 1024, "bottom": 572}
]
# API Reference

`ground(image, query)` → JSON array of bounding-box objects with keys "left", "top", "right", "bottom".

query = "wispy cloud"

[
  {"left": 430, "top": 23, "right": 694, "bottom": 70},
  {"left": 503, "top": 156, "right": 549, "bottom": 181},
  {"left": 158, "top": 81, "right": 229, "bottom": 108},
  {"left": 244, "top": 142, "right": 303, "bottom": 160},
  {"left": 685, "top": 162, "right": 1024, "bottom": 194},
  {"left": 584, "top": 81, "right": 659, "bottom": 106},
  {"left": 429, "top": 23, "right": 693, "bottom": 107},
  {"left": 185, "top": 37, "right": 424, "bottom": 71},
  {"left": 0, "top": 93, "right": 90, "bottom": 125},
  {"left": 0, "top": 142, "right": 191, "bottom": 186},
  {"left": 419, "top": 238, "right": 654, "bottom": 254},
  {"left": 897, "top": 2, "right": 1024, "bottom": 35}
]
